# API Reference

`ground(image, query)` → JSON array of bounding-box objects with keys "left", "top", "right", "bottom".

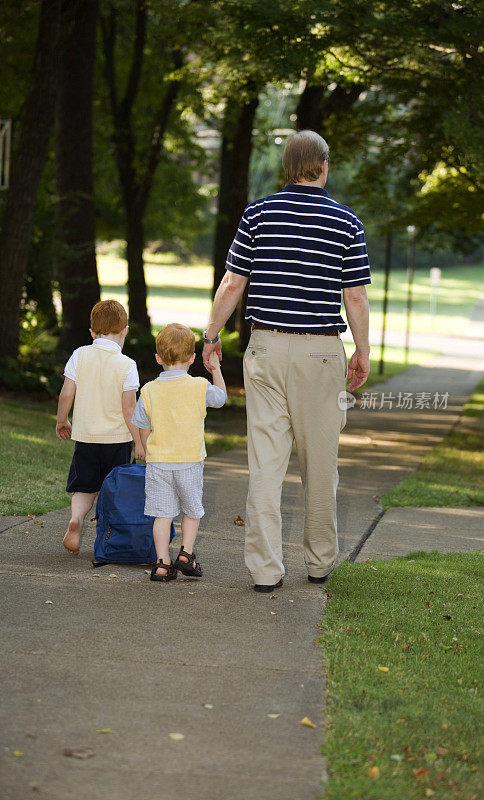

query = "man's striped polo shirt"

[{"left": 226, "top": 183, "right": 371, "bottom": 332}]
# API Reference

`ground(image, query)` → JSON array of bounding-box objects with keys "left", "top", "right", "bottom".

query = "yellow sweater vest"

[
  {"left": 71, "top": 345, "right": 133, "bottom": 444},
  {"left": 141, "top": 376, "right": 207, "bottom": 463}
]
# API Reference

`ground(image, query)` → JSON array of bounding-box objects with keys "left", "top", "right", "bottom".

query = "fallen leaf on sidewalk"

[
  {"left": 232, "top": 516, "right": 245, "bottom": 526},
  {"left": 92, "top": 574, "right": 101, "bottom": 578},
  {"left": 270, "top": 611, "right": 276, "bottom": 615},
  {"left": 301, "top": 717, "right": 316, "bottom": 728},
  {"left": 96, "top": 729, "right": 112, "bottom": 734},
  {"left": 63, "top": 748, "right": 95, "bottom": 760},
  {"left": 367, "top": 766, "right": 380, "bottom": 779},
  {"left": 109, "top": 574, "right": 117, "bottom": 579},
  {"left": 267, "top": 714, "right": 280, "bottom": 719},
  {"left": 169, "top": 733, "right": 184, "bottom": 741},
  {"left": 45, "top": 601, "right": 53, "bottom": 605},
  {"left": 377, "top": 666, "right": 389, "bottom": 672},
  {"left": 13, "top": 750, "right": 24, "bottom": 757},
  {"left": 34, "top": 521, "right": 43, "bottom": 525},
  {"left": 202, "top": 704, "right": 213, "bottom": 710}
]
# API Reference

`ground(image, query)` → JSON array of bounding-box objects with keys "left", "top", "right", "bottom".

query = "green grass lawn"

[
  {"left": 366, "top": 264, "right": 483, "bottom": 337},
  {"left": 96, "top": 254, "right": 483, "bottom": 340},
  {"left": 0, "top": 396, "right": 75, "bottom": 516},
  {"left": 96, "top": 253, "right": 212, "bottom": 329},
  {"left": 381, "top": 379, "right": 484, "bottom": 508},
  {"left": 320, "top": 552, "right": 483, "bottom": 800}
]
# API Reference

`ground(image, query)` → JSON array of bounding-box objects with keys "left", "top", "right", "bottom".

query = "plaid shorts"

[{"left": 144, "top": 463, "right": 204, "bottom": 520}]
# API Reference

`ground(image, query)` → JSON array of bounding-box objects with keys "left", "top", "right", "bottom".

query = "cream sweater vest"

[
  {"left": 71, "top": 345, "right": 133, "bottom": 444},
  {"left": 141, "top": 376, "right": 207, "bottom": 463}
]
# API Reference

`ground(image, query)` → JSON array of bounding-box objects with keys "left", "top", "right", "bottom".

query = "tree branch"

[
  {"left": 121, "top": 0, "right": 148, "bottom": 115},
  {"left": 137, "top": 49, "right": 184, "bottom": 212},
  {"left": 99, "top": 5, "right": 119, "bottom": 120}
]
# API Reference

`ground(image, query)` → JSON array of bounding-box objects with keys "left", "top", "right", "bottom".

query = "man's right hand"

[{"left": 347, "top": 350, "right": 370, "bottom": 391}]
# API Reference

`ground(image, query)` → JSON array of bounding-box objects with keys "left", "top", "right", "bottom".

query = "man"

[{"left": 202, "top": 129, "right": 371, "bottom": 592}]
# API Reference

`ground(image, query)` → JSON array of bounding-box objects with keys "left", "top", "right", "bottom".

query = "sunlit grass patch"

[
  {"left": 0, "top": 396, "right": 74, "bottom": 515},
  {"left": 320, "top": 552, "right": 483, "bottom": 800},
  {"left": 381, "top": 380, "right": 484, "bottom": 508}
]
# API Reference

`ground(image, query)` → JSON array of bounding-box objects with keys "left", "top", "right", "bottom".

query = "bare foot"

[{"left": 63, "top": 520, "right": 80, "bottom": 554}]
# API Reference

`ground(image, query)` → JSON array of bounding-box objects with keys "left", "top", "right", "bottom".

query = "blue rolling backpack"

[{"left": 93, "top": 463, "right": 175, "bottom": 567}]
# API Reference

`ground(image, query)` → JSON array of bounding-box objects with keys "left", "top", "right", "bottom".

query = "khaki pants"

[{"left": 243, "top": 328, "right": 347, "bottom": 584}]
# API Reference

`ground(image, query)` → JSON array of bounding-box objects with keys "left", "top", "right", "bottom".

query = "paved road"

[{"left": 1, "top": 350, "right": 483, "bottom": 800}]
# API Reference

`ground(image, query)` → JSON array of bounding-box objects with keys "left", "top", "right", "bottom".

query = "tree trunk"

[
  {"left": 379, "top": 230, "right": 393, "bottom": 375},
  {"left": 296, "top": 82, "right": 363, "bottom": 134},
  {"left": 295, "top": 84, "right": 326, "bottom": 131},
  {"left": 213, "top": 90, "right": 259, "bottom": 334},
  {"left": 100, "top": 6, "right": 181, "bottom": 341},
  {"left": 0, "top": 0, "right": 61, "bottom": 360},
  {"left": 126, "top": 206, "right": 151, "bottom": 335},
  {"left": 56, "top": 0, "right": 100, "bottom": 352}
]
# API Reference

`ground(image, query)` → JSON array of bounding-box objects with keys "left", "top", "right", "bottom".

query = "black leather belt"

[{"left": 252, "top": 324, "right": 339, "bottom": 336}]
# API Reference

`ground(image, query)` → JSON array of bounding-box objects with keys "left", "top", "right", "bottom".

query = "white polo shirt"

[{"left": 64, "top": 337, "right": 139, "bottom": 391}]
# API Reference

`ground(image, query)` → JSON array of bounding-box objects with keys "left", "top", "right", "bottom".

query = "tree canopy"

[{"left": 0, "top": 0, "right": 482, "bottom": 362}]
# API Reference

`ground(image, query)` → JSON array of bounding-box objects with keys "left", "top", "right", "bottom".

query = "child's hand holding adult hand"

[
  {"left": 203, "top": 341, "right": 222, "bottom": 373},
  {"left": 208, "top": 350, "right": 221, "bottom": 372},
  {"left": 56, "top": 420, "right": 72, "bottom": 440}
]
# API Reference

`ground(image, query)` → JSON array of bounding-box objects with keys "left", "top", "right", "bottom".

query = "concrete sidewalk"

[
  {"left": 1, "top": 353, "right": 483, "bottom": 800},
  {"left": 355, "top": 506, "right": 484, "bottom": 561},
  {"left": 0, "top": 454, "right": 327, "bottom": 800}
]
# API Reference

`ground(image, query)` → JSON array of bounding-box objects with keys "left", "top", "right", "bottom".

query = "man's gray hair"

[{"left": 282, "top": 130, "right": 330, "bottom": 184}]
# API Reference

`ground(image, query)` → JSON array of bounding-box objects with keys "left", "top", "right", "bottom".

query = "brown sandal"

[
  {"left": 150, "top": 559, "right": 177, "bottom": 582},
  {"left": 174, "top": 547, "right": 203, "bottom": 577}
]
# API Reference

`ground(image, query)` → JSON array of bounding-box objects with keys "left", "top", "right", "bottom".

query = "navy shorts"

[{"left": 66, "top": 441, "right": 133, "bottom": 493}]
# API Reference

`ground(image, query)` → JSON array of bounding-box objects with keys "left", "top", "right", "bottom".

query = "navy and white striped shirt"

[{"left": 226, "top": 184, "right": 371, "bottom": 332}]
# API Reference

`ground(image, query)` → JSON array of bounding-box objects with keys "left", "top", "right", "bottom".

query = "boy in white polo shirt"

[
  {"left": 131, "top": 323, "right": 226, "bottom": 582},
  {"left": 56, "top": 299, "right": 143, "bottom": 555}
]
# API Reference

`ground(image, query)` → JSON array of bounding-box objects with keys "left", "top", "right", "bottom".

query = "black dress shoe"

[
  {"left": 308, "top": 574, "right": 330, "bottom": 584},
  {"left": 254, "top": 579, "right": 283, "bottom": 593}
]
